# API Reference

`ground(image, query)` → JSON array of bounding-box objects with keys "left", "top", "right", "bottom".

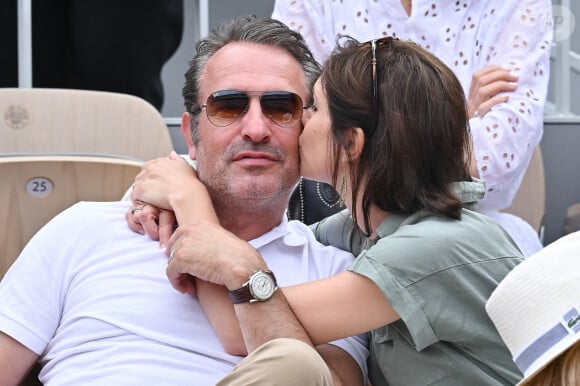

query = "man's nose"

[{"left": 239, "top": 99, "right": 272, "bottom": 142}]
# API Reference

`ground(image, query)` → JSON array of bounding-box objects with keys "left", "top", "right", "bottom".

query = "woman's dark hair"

[{"left": 321, "top": 37, "right": 471, "bottom": 235}]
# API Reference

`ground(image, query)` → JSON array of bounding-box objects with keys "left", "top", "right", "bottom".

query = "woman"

[
  {"left": 274, "top": 0, "right": 553, "bottom": 255},
  {"left": 131, "top": 37, "right": 523, "bottom": 385}
]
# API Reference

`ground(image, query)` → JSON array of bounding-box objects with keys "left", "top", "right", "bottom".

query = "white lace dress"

[{"left": 273, "top": 0, "right": 553, "bottom": 256}]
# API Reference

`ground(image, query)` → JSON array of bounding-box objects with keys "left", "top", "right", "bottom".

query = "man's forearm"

[
  {"left": 233, "top": 291, "right": 313, "bottom": 353},
  {"left": 197, "top": 279, "right": 313, "bottom": 355},
  {"left": 197, "top": 275, "right": 365, "bottom": 385}
]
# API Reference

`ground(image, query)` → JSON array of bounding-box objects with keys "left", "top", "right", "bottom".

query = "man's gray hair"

[{"left": 182, "top": 15, "right": 321, "bottom": 142}]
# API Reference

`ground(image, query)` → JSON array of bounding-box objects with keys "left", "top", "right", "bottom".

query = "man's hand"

[{"left": 165, "top": 221, "right": 264, "bottom": 295}]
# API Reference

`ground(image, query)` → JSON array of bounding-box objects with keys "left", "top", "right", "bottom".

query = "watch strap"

[{"left": 228, "top": 285, "right": 254, "bottom": 304}]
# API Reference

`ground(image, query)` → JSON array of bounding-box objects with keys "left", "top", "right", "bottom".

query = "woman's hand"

[
  {"left": 126, "top": 151, "right": 219, "bottom": 246},
  {"left": 131, "top": 151, "right": 198, "bottom": 210},
  {"left": 467, "top": 65, "right": 518, "bottom": 119},
  {"left": 125, "top": 151, "right": 191, "bottom": 245},
  {"left": 125, "top": 202, "right": 177, "bottom": 246}
]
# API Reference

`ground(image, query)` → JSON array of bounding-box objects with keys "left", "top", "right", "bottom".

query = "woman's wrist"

[{"left": 169, "top": 186, "right": 219, "bottom": 225}]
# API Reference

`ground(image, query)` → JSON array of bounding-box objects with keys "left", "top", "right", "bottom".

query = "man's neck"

[{"left": 215, "top": 204, "right": 287, "bottom": 241}]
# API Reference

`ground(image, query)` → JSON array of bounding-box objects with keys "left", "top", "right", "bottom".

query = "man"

[{"left": 0, "top": 16, "right": 367, "bottom": 385}]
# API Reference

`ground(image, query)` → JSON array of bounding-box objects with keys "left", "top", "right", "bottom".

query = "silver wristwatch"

[{"left": 228, "top": 270, "right": 278, "bottom": 304}]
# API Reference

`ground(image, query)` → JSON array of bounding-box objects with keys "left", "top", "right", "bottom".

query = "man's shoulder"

[
  {"left": 39, "top": 201, "right": 132, "bottom": 237},
  {"left": 57, "top": 200, "right": 130, "bottom": 220}
]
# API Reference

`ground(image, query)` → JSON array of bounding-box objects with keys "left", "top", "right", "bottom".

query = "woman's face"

[{"left": 299, "top": 79, "right": 334, "bottom": 184}]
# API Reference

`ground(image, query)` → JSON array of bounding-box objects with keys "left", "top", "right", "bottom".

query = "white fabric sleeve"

[
  {"left": 470, "top": 0, "right": 553, "bottom": 210},
  {"left": 0, "top": 205, "right": 81, "bottom": 354}
]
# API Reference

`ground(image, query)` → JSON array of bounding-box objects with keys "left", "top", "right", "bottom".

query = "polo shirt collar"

[{"left": 248, "top": 215, "right": 307, "bottom": 249}]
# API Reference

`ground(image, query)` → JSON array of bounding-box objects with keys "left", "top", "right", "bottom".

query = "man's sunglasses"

[{"left": 197, "top": 90, "right": 307, "bottom": 128}]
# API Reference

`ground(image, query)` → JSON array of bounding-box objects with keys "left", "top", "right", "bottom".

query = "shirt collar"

[
  {"left": 247, "top": 215, "right": 308, "bottom": 249},
  {"left": 452, "top": 178, "right": 485, "bottom": 208},
  {"left": 375, "top": 178, "right": 486, "bottom": 239}
]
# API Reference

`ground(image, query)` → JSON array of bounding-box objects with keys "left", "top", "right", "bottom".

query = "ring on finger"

[
  {"left": 168, "top": 249, "right": 176, "bottom": 264},
  {"left": 473, "top": 110, "right": 480, "bottom": 118}
]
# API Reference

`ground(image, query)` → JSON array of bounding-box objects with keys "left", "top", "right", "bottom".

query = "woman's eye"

[{"left": 310, "top": 104, "right": 318, "bottom": 112}]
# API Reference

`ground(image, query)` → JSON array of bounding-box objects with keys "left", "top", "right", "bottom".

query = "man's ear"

[
  {"left": 181, "top": 112, "right": 197, "bottom": 159},
  {"left": 341, "top": 127, "right": 365, "bottom": 161}
]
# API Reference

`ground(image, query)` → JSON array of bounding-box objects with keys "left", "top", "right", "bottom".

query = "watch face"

[{"left": 249, "top": 271, "right": 277, "bottom": 301}]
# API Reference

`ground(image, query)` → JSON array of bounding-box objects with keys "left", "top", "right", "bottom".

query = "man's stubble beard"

[
  {"left": 195, "top": 138, "right": 300, "bottom": 212},
  {"left": 198, "top": 164, "right": 299, "bottom": 213}
]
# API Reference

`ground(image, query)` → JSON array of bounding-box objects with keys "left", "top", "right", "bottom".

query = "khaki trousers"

[{"left": 217, "top": 338, "right": 333, "bottom": 386}]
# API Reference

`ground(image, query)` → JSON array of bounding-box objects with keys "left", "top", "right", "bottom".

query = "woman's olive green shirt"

[{"left": 313, "top": 180, "right": 523, "bottom": 385}]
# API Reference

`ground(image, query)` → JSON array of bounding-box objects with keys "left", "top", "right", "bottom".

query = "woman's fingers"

[{"left": 468, "top": 65, "right": 518, "bottom": 118}]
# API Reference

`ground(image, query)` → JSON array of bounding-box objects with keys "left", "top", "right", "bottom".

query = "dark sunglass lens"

[
  {"left": 260, "top": 92, "right": 302, "bottom": 127},
  {"left": 206, "top": 91, "right": 249, "bottom": 126}
]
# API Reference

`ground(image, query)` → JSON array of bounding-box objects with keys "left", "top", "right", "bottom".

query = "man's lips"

[{"left": 232, "top": 151, "right": 278, "bottom": 163}]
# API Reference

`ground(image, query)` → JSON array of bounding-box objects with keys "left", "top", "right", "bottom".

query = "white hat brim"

[{"left": 517, "top": 334, "right": 580, "bottom": 385}]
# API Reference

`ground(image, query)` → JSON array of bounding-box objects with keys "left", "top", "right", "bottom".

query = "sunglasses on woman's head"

[
  {"left": 354, "top": 36, "right": 395, "bottom": 136},
  {"left": 197, "top": 90, "right": 307, "bottom": 128},
  {"left": 364, "top": 36, "right": 394, "bottom": 106}
]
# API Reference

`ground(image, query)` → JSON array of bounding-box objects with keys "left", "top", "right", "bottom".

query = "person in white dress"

[{"left": 273, "top": 0, "right": 553, "bottom": 256}]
